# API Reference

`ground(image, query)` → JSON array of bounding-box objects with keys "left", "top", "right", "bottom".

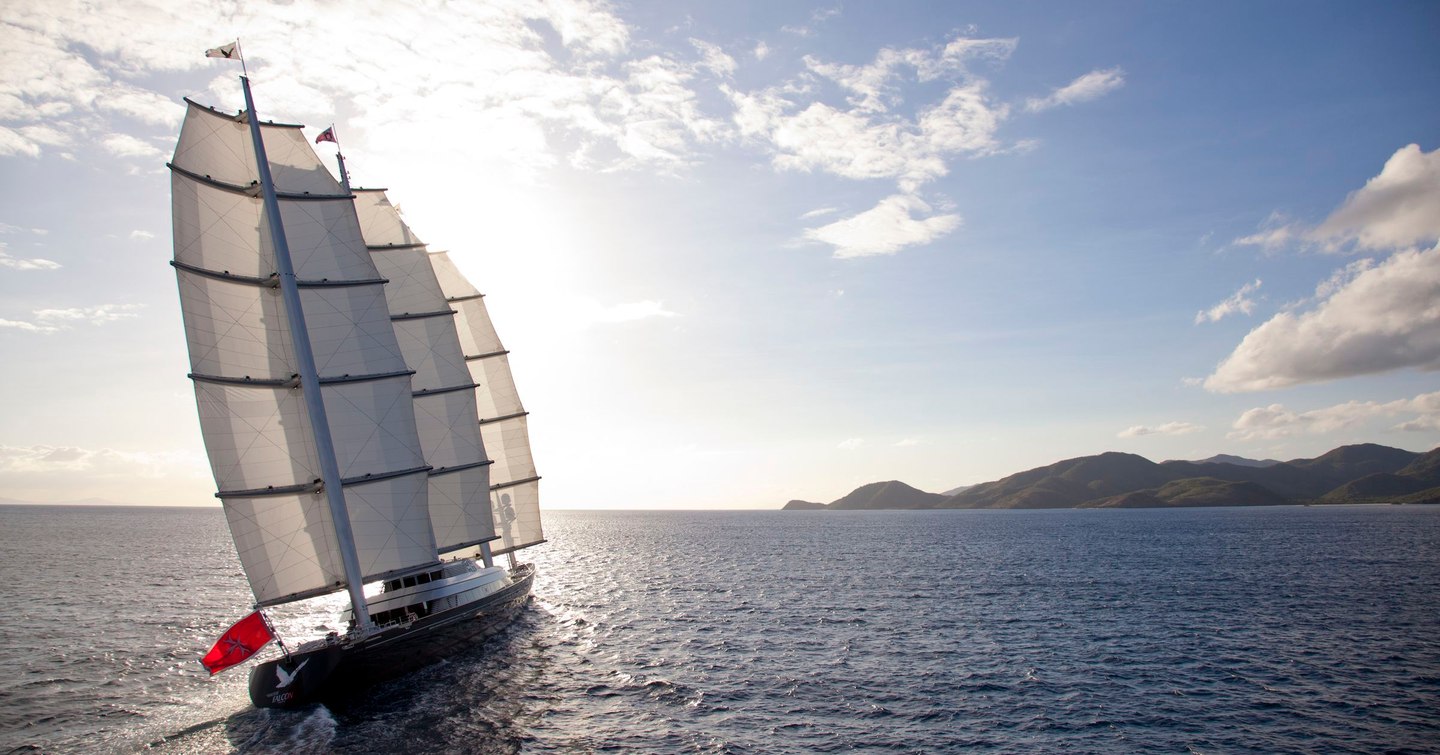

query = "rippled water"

[{"left": 2, "top": 505, "right": 1438, "bottom": 753}]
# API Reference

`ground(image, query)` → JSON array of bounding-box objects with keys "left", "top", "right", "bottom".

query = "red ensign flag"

[{"left": 201, "top": 611, "right": 274, "bottom": 675}]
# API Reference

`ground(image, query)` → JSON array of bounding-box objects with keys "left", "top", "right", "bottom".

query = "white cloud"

[
  {"left": 1206, "top": 245, "right": 1440, "bottom": 392},
  {"left": 894, "top": 438, "right": 919, "bottom": 447},
  {"left": 754, "top": 42, "right": 770, "bottom": 61},
  {"left": 0, "top": 304, "right": 143, "bottom": 333},
  {"left": 838, "top": 437, "right": 864, "bottom": 450},
  {"left": 0, "top": 244, "right": 61, "bottom": 271},
  {"left": 583, "top": 299, "right": 678, "bottom": 325},
  {"left": 1118, "top": 421, "right": 1204, "bottom": 438},
  {"left": 690, "top": 39, "right": 736, "bottom": 78},
  {"left": 129, "top": 230, "right": 155, "bottom": 240},
  {"left": 1234, "top": 223, "right": 1298, "bottom": 252},
  {"left": 1195, "top": 279, "right": 1262, "bottom": 324},
  {"left": 102, "top": 133, "right": 164, "bottom": 159},
  {"left": 805, "top": 48, "right": 930, "bottom": 113},
  {"left": 1233, "top": 146, "right": 1440, "bottom": 255},
  {"left": 0, "top": 444, "right": 207, "bottom": 479},
  {"left": 803, "top": 194, "right": 961, "bottom": 258},
  {"left": 1312, "top": 144, "right": 1440, "bottom": 251},
  {"left": 1210, "top": 144, "right": 1440, "bottom": 392},
  {"left": 0, "top": 0, "right": 730, "bottom": 173},
  {"left": 0, "top": 318, "right": 59, "bottom": 333},
  {"left": 722, "top": 32, "right": 1013, "bottom": 192},
  {"left": 0, "top": 125, "right": 42, "bottom": 157},
  {"left": 1025, "top": 67, "right": 1125, "bottom": 112},
  {"left": 1228, "top": 391, "right": 1440, "bottom": 440},
  {"left": 800, "top": 206, "right": 838, "bottom": 220}
]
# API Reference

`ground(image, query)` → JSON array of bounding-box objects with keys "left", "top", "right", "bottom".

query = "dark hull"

[{"left": 249, "top": 564, "right": 534, "bottom": 709}]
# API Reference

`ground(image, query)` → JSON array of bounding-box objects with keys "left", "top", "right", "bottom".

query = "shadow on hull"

[{"left": 249, "top": 564, "right": 535, "bottom": 709}]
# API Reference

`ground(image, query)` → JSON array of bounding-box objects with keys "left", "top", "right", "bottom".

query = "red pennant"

[
  {"left": 315, "top": 127, "right": 337, "bottom": 145},
  {"left": 201, "top": 611, "right": 274, "bottom": 675}
]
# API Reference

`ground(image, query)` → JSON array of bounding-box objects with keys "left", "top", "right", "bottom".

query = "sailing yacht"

[{"left": 171, "top": 73, "right": 542, "bottom": 708}]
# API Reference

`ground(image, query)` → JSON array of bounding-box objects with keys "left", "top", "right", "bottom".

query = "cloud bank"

[
  {"left": 1195, "top": 279, "right": 1261, "bottom": 324},
  {"left": 1207, "top": 145, "right": 1440, "bottom": 392},
  {"left": 1025, "top": 67, "right": 1125, "bottom": 112},
  {"left": 1229, "top": 391, "right": 1440, "bottom": 440},
  {"left": 1118, "top": 421, "right": 1204, "bottom": 439},
  {"left": 803, "top": 194, "right": 960, "bottom": 259}
]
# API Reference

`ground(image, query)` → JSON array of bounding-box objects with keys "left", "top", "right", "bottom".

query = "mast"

[{"left": 240, "top": 76, "right": 373, "bottom": 632}]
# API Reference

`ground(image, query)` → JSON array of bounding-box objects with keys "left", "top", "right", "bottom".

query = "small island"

[{"left": 783, "top": 443, "right": 1440, "bottom": 510}]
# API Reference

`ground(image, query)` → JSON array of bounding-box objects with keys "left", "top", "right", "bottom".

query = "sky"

[{"left": 1, "top": 0, "right": 1438, "bottom": 509}]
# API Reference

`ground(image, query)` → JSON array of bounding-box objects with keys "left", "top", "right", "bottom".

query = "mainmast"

[{"left": 239, "top": 76, "right": 373, "bottom": 632}]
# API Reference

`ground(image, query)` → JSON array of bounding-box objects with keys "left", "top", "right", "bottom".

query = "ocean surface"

[{"left": 1, "top": 505, "right": 1438, "bottom": 754}]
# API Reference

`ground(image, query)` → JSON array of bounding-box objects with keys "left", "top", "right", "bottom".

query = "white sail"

[
  {"left": 429, "top": 252, "right": 544, "bottom": 554},
  {"left": 170, "top": 101, "right": 439, "bottom": 606},
  {"left": 352, "top": 189, "right": 497, "bottom": 555}
]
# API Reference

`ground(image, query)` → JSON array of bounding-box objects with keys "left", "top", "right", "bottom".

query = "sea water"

[{"left": 1, "top": 505, "right": 1437, "bottom": 753}]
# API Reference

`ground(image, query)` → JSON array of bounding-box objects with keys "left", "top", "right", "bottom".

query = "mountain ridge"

[{"left": 783, "top": 444, "right": 1439, "bottom": 510}]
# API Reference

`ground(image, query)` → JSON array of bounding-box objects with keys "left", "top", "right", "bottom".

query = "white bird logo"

[{"left": 274, "top": 659, "right": 310, "bottom": 689}]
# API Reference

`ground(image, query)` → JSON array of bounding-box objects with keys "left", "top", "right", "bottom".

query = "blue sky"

[{"left": 1, "top": 1, "right": 1438, "bottom": 508}]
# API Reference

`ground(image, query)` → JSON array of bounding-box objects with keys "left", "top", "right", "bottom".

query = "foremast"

[{"left": 239, "top": 77, "right": 372, "bottom": 632}]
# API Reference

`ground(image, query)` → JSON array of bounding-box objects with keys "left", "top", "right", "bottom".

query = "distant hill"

[
  {"left": 781, "top": 481, "right": 945, "bottom": 511},
  {"left": 1180, "top": 454, "right": 1280, "bottom": 468},
  {"left": 944, "top": 452, "right": 1179, "bottom": 509},
  {"left": 1082, "top": 479, "right": 1290, "bottom": 509},
  {"left": 783, "top": 443, "right": 1438, "bottom": 511},
  {"left": 830, "top": 481, "right": 945, "bottom": 510},
  {"left": 1320, "top": 447, "right": 1440, "bottom": 504}
]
